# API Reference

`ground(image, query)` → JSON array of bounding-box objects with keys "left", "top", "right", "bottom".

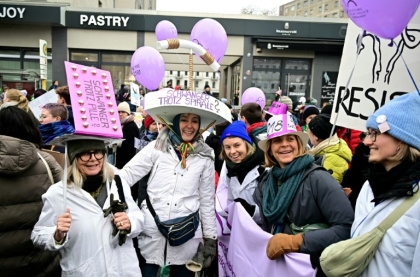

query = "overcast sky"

[{"left": 156, "top": 0, "right": 293, "bottom": 15}]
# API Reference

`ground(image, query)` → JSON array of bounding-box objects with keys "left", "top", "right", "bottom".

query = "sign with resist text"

[{"left": 331, "top": 10, "right": 420, "bottom": 131}]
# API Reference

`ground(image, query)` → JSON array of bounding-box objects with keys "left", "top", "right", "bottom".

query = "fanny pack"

[
  {"left": 146, "top": 195, "right": 200, "bottom": 246},
  {"left": 320, "top": 191, "right": 420, "bottom": 277}
]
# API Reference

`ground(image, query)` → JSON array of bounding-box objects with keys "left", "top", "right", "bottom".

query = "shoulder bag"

[
  {"left": 146, "top": 195, "right": 200, "bottom": 247},
  {"left": 320, "top": 191, "right": 420, "bottom": 277}
]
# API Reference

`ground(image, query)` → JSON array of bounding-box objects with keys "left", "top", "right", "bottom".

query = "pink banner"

[
  {"left": 216, "top": 183, "right": 317, "bottom": 277},
  {"left": 64, "top": 61, "right": 123, "bottom": 138}
]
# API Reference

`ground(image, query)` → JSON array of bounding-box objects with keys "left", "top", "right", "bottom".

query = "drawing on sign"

[{"left": 358, "top": 28, "right": 420, "bottom": 84}]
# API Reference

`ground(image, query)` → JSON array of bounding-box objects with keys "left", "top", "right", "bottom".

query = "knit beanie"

[
  {"left": 308, "top": 114, "right": 336, "bottom": 140},
  {"left": 280, "top": 96, "right": 293, "bottom": 110},
  {"left": 68, "top": 139, "right": 107, "bottom": 163},
  {"left": 366, "top": 91, "right": 420, "bottom": 151},
  {"left": 320, "top": 104, "right": 333, "bottom": 115},
  {"left": 302, "top": 105, "right": 319, "bottom": 123},
  {"left": 220, "top": 121, "right": 252, "bottom": 145},
  {"left": 144, "top": 116, "right": 155, "bottom": 130},
  {"left": 118, "top": 102, "right": 130, "bottom": 114}
]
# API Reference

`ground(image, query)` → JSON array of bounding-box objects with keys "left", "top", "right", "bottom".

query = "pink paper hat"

[{"left": 258, "top": 112, "right": 309, "bottom": 152}]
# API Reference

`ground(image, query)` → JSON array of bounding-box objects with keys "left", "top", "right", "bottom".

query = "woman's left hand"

[{"left": 111, "top": 212, "right": 131, "bottom": 232}]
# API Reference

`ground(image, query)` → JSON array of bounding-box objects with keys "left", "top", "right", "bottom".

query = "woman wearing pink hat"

[{"left": 253, "top": 112, "right": 353, "bottom": 275}]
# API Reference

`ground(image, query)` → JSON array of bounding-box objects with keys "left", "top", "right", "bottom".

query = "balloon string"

[
  {"left": 392, "top": 40, "right": 420, "bottom": 96},
  {"left": 321, "top": 28, "right": 364, "bottom": 167}
]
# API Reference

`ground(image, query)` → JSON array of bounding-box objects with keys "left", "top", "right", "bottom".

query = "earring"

[{"left": 396, "top": 146, "right": 401, "bottom": 151}]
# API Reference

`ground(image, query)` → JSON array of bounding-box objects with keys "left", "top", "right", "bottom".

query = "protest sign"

[
  {"left": 321, "top": 71, "right": 338, "bottom": 107},
  {"left": 64, "top": 61, "right": 123, "bottom": 138},
  {"left": 29, "top": 89, "right": 58, "bottom": 120},
  {"left": 331, "top": 10, "right": 420, "bottom": 131},
  {"left": 144, "top": 88, "right": 232, "bottom": 126},
  {"left": 130, "top": 82, "right": 141, "bottom": 106},
  {"left": 216, "top": 181, "right": 317, "bottom": 277}
]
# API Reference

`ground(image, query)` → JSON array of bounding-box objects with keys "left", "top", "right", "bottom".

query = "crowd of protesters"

[{"left": 0, "top": 82, "right": 419, "bottom": 277}]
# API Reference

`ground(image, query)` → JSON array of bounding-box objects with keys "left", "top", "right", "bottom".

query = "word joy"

[{"left": 0, "top": 7, "right": 25, "bottom": 19}]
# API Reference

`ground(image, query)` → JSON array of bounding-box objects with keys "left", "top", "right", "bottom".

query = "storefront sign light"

[
  {"left": 0, "top": 7, "right": 26, "bottom": 19},
  {"left": 80, "top": 14, "right": 130, "bottom": 27}
]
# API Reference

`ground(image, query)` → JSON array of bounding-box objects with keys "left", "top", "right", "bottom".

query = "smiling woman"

[{"left": 253, "top": 112, "right": 354, "bottom": 275}]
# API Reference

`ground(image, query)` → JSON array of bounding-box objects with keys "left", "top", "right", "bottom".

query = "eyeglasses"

[
  {"left": 77, "top": 150, "right": 105, "bottom": 162},
  {"left": 364, "top": 130, "right": 379, "bottom": 142}
]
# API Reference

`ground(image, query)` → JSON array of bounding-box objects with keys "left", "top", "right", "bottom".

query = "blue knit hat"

[
  {"left": 221, "top": 121, "right": 252, "bottom": 145},
  {"left": 366, "top": 91, "right": 420, "bottom": 151}
]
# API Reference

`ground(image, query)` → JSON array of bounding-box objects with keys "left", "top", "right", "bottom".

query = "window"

[
  {"left": 205, "top": 81, "right": 209, "bottom": 86},
  {"left": 304, "top": 1, "right": 308, "bottom": 7},
  {"left": 206, "top": 72, "right": 209, "bottom": 77},
  {"left": 169, "top": 70, "right": 173, "bottom": 75},
  {"left": 185, "top": 71, "right": 188, "bottom": 75},
  {"left": 184, "top": 80, "right": 188, "bottom": 88},
  {"left": 319, "top": 6, "right": 322, "bottom": 12},
  {"left": 177, "top": 71, "right": 181, "bottom": 76},
  {"left": 195, "top": 80, "right": 199, "bottom": 88},
  {"left": 304, "top": 11, "right": 308, "bottom": 16},
  {"left": 335, "top": 1, "right": 338, "bottom": 7},
  {"left": 333, "top": 13, "right": 338, "bottom": 18},
  {"left": 176, "top": 80, "right": 180, "bottom": 86},
  {"left": 340, "top": 11, "right": 344, "bottom": 17},
  {"left": 325, "top": 4, "right": 328, "bottom": 10},
  {"left": 310, "top": 9, "right": 313, "bottom": 14},
  {"left": 212, "top": 81, "right": 215, "bottom": 88},
  {"left": 297, "top": 3, "right": 300, "bottom": 8},
  {"left": 196, "top": 72, "right": 199, "bottom": 76},
  {"left": 311, "top": 0, "right": 314, "bottom": 4},
  {"left": 285, "top": 8, "right": 288, "bottom": 13},
  {"left": 291, "top": 6, "right": 295, "bottom": 11},
  {"left": 213, "top": 72, "right": 216, "bottom": 78}
]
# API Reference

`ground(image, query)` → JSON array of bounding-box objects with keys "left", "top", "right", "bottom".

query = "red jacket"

[{"left": 337, "top": 128, "right": 362, "bottom": 155}]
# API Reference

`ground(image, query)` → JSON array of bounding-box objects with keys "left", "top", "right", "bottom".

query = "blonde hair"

[
  {"left": 220, "top": 139, "right": 254, "bottom": 161},
  {"left": 67, "top": 154, "right": 115, "bottom": 188},
  {"left": 392, "top": 142, "right": 420, "bottom": 163},
  {"left": 5, "top": 89, "right": 29, "bottom": 112},
  {"left": 264, "top": 135, "right": 306, "bottom": 167}
]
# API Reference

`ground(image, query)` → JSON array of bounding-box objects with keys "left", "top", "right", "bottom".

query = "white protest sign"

[
  {"left": 331, "top": 9, "right": 420, "bottom": 131},
  {"left": 144, "top": 89, "right": 232, "bottom": 126},
  {"left": 130, "top": 83, "right": 141, "bottom": 106},
  {"left": 29, "top": 89, "right": 58, "bottom": 120}
]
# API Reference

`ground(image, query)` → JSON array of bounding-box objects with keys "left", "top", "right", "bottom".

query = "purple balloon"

[
  {"left": 341, "top": 0, "right": 420, "bottom": 39},
  {"left": 155, "top": 20, "right": 178, "bottom": 41},
  {"left": 241, "top": 87, "right": 266, "bottom": 110},
  {"left": 131, "top": 46, "right": 165, "bottom": 91},
  {"left": 190, "top": 18, "right": 228, "bottom": 63}
]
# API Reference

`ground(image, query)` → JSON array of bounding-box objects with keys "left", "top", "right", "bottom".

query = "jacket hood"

[
  {"left": 0, "top": 135, "right": 39, "bottom": 175},
  {"left": 310, "top": 136, "right": 352, "bottom": 164}
]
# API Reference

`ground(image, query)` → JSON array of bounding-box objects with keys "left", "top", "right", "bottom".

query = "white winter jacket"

[
  {"left": 352, "top": 182, "right": 420, "bottom": 277},
  {"left": 31, "top": 178, "right": 144, "bottom": 277},
  {"left": 118, "top": 137, "right": 217, "bottom": 267},
  {"left": 218, "top": 162, "right": 262, "bottom": 224}
]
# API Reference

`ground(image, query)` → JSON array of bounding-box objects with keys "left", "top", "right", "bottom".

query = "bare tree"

[{"left": 241, "top": 5, "right": 277, "bottom": 16}]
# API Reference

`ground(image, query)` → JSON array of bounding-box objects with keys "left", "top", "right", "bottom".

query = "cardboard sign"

[
  {"left": 331, "top": 10, "right": 420, "bottom": 131},
  {"left": 64, "top": 61, "right": 123, "bottom": 138},
  {"left": 130, "top": 82, "right": 141, "bottom": 106},
  {"left": 29, "top": 89, "right": 58, "bottom": 120}
]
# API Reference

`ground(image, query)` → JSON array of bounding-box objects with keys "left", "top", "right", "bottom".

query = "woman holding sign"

[
  {"left": 253, "top": 112, "right": 353, "bottom": 275},
  {"left": 31, "top": 138, "right": 144, "bottom": 276}
]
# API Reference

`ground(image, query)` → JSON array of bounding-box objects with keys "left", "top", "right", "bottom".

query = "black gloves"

[
  {"left": 186, "top": 242, "right": 205, "bottom": 272},
  {"left": 103, "top": 193, "right": 128, "bottom": 246},
  {"left": 203, "top": 238, "right": 217, "bottom": 268},
  {"left": 234, "top": 198, "right": 255, "bottom": 216}
]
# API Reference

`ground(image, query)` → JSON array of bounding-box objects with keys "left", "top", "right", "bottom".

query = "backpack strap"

[{"left": 114, "top": 175, "right": 126, "bottom": 203}]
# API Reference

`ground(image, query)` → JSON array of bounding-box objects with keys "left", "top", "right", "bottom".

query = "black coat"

[
  {"left": 253, "top": 163, "right": 354, "bottom": 272},
  {"left": 116, "top": 119, "right": 140, "bottom": 169}
]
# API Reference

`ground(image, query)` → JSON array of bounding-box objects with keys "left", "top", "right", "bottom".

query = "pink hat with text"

[{"left": 258, "top": 112, "right": 309, "bottom": 151}]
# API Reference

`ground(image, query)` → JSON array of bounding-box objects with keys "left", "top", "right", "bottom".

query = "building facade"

[
  {"left": 279, "top": 0, "right": 348, "bottom": 19},
  {"left": 0, "top": 1, "right": 348, "bottom": 108}
]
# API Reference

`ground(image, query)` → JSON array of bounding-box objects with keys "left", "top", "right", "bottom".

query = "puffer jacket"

[
  {"left": 309, "top": 134, "right": 352, "bottom": 184},
  {"left": 0, "top": 135, "right": 62, "bottom": 277}
]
